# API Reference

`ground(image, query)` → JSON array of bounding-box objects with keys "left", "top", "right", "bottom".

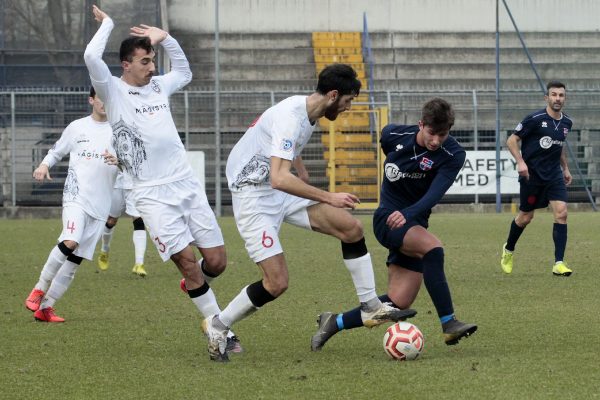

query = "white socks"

[
  {"left": 101, "top": 225, "right": 113, "bottom": 253},
  {"left": 132, "top": 230, "right": 146, "bottom": 264},
  {"left": 35, "top": 246, "right": 69, "bottom": 292},
  {"left": 218, "top": 286, "right": 259, "bottom": 328},
  {"left": 343, "top": 253, "right": 379, "bottom": 303},
  {"left": 41, "top": 259, "right": 79, "bottom": 309}
]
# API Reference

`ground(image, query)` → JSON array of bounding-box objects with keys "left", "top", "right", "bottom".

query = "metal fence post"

[
  {"left": 11, "top": 91, "right": 16, "bottom": 207},
  {"left": 472, "top": 89, "right": 479, "bottom": 204}
]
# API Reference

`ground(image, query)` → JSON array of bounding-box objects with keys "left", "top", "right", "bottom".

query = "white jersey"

[
  {"left": 42, "top": 115, "right": 117, "bottom": 220},
  {"left": 226, "top": 95, "right": 316, "bottom": 197},
  {"left": 84, "top": 17, "right": 193, "bottom": 188},
  {"left": 114, "top": 170, "right": 133, "bottom": 190}
]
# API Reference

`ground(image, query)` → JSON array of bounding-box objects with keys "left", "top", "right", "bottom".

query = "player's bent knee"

[
  {"left": 60, "top": 240, "right": 78, "bottom": 252},
  {"left": 338, "top": 217, "right": 364, "bottom": 243}
]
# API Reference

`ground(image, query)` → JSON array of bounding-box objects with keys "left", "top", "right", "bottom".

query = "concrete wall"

[{"left": 169, "top": 0, "right": 600, "bottom": 33}]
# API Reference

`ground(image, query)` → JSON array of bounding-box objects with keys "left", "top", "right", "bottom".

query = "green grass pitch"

[{"left": 1, "top": 212, "right": 599, "bottom": 399}]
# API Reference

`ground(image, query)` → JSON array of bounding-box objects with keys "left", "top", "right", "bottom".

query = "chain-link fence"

[{"left": 2, "top": 89, "right": 599, "bottom": 211}]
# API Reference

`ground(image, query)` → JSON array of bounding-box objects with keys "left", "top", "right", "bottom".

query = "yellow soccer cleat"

[
  {"left": 500, "top": 243, "right": 513, "bottom": 274},
  {"left": 552, "top": 261, "right": 572, "bottom": 277},
  {"left": 98, "top": 251, "right": 109, "bottom": 271},
  {"left": 132, "top": 263, "right": 147, "bottom": 277}
]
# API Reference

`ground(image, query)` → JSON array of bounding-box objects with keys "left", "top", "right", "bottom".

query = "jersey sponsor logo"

[
  {"left": 151, "top": 80, "right": 161, "bottom": 93},
  {"left": 281, "top": 139, "right": 293, "bottom": 152},
  {"left": 515, "top": 123, "right": 523, "bottom": 132},
  {"left": 419, "top": 157, "right": 434, "bottom": 171},
  {"left": 539, "top": 136, "right": 563, "bottom": 149},
  {"left": 542, "top": 121, "right": 548, "bottom": 128},
  {"left": 77, "top": 150, "right": 104, "bottom": 160},
  {"left": 135, "top": 103, "right": 169, "bottom": 115},
  {"left": 384, "top": 163, "right": 426, "bottom": 181}
]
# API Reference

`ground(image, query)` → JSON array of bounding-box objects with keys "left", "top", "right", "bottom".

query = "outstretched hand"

[
  {"left": 130, "top": 24, "right": 167, "bottom": 45},
  {"left": 92, "top": 4, "right": 109, "bottom": 22}
]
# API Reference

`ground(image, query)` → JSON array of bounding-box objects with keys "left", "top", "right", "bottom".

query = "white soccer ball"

[{"left": 383, "top": 322, "right": 424, "bottom": 361}]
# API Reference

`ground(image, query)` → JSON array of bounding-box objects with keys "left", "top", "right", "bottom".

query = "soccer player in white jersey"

[
  {"left": 84, "top": 6, "right": 241, "bottom": 355},
  {"left": 25, "top": 87, "right": 118, "bottom": 322},
  {"left": 201, "top": 64, "right": 417, "bottom": 361},
  {"left": 97, "top": 171, "right": 149, "bottom": 277}
]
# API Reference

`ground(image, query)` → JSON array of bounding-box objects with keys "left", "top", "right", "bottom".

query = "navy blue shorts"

[
  {"left": 373, "top": 208, "right": 427, "bottom": 273},
  {"left": 519, "top": 178, "right": 568, "bottom": 212}
]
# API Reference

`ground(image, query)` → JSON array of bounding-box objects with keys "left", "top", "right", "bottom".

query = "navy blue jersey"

[
  {"left": 513, "top": 108, "right": 572, "bottom": 183},
  {"left": 378, "top": 124, "right": 466, "bottom": 221}
]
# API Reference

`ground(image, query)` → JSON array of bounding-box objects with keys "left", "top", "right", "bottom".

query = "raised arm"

[
  {"left": 83, "top": 5, "right": 115, "bottom": 102},
  {"left": 130, "top": 24, "right": 192, "bottom": 94}
]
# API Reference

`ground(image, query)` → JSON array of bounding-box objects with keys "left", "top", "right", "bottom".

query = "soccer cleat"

[
  {"left": 552, "top": 261, "right": 572, "bottom": 277},
  {"left": 500, "top": 243, "right": 513, "bottom": 274},
  {"left": 360, "top": 302, "right": 417, "bottom": 328},
  {"left": 34, "top": 307, "right": 65, "bottom": 323},
  {"left": 98, "top": 251, "right": 109, "bottom": 271},
  {"left": 311, "top": 312, "right": 339, "bottom": 351},
  {"left": 226, "top": 335, "right": 244, "bottom": 354},
  {"left": 25, "top": 288, "right": 45, "bottom": 312},
  {"left": 201, "top": 315, "right": 229, "bottom": 362},
  {"left": 180, "top": 278, "right": 188, "bottom": 293},
  {"left": 442, "top": 318, "right": 477, "bottom": 345},
  {"left": 132, "top": 263, "right": 146, "bottom": 277}
]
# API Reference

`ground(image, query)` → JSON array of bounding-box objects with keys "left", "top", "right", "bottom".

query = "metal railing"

[{"left": 1, "top": 89, "right": 598, "bottom": 210}]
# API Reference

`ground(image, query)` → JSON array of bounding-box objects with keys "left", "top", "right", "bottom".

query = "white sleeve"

[
  {"left": 42, "top": 124, "right": 74, "bottom": 169},
  {"left": 84, "top": 18, "right": 115, "bottom": 102},
  {"left": 157, "top": 35, "right": 192, "bottom": 95},
  {"left": 270, "top": 115, "right": 298, "bottom": 161}
]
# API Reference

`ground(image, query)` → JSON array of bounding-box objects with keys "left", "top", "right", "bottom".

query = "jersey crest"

[{"left": 419, "top": 157, "right": 434, "bottom": 171}]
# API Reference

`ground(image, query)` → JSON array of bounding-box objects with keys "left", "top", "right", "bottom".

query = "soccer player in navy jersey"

[
  {"left": 311, "top": 98, "right": 477, "bottom": 351},
  {"left": 500, "top": 81, "right": 573, "bottom": 276}
]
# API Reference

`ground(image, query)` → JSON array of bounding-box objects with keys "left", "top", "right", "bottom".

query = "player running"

[
  {"left": 25, "top": 87, "right": 118, "bottom": 322},
  {"left": 500, "top": 81, "right": 573, "bottom": 276}
]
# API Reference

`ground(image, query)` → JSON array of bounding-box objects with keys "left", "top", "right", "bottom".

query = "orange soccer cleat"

[
  {"left": 25, "top": 288, "right": 45, "bottom": 312},
  {"left": 34, "top": 307, "right": 65, "bottom": 323}
]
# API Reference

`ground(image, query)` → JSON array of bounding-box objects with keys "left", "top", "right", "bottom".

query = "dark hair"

[
  {"left": 119, "top": 36, "right": 154, "bottom": 62},
  {"left": 421, "top": 98, "right": 455, "bottom": 132},
  {"left": 316, "top": 63, "right": 361, "bottom": 96},
  {"left": 89, "top": 86, "right": 96, "bottom": 98},
  {"left": 546, "top": 80, "right": 566, "bottom": 95}
]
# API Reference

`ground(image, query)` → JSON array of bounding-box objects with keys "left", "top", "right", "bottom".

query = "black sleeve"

[{"left": 400, "top": 151, "right": 466, "bottom": 221}]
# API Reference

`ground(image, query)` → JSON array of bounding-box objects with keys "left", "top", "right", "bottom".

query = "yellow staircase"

[{"left": 312, "top": 32, "right": 379, "bottom": 203}]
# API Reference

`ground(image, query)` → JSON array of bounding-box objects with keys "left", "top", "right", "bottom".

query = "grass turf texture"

[{"left": 1, "top": 212, "right": 599, "bottom": 399}]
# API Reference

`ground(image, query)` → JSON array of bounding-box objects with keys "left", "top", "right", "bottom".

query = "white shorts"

[
  {"left": 133, "top": 177, "right": 224, "bottom": 262},
  {"left": 109, "top": 188, "right": 140, "bottom": 218},
  {"left": 232, "top": 191, "right": 316, "bottom": 263},
  {"left": 58, "top": 205, "right": 105, "bottom": 260}
]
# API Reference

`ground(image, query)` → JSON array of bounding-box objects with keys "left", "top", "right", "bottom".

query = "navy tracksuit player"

[
  {"left": 312, "top": 98, "right": 477, "bottom": 351},
  {"left": 501, "top": 81, "right": 573, "bottom": 276}
]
